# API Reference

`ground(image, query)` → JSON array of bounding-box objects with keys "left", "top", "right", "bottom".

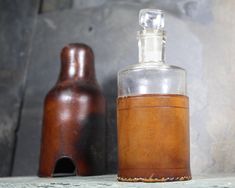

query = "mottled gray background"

[{"left": 0, "top": 0, "right": 235, "bottom": 177}]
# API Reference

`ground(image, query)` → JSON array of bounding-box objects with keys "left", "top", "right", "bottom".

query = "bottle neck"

[
  {"left": 58, "top": 44, "right": 97, "bottom": 83},
  {"left": 138, "top": 30, "right": 165, "bottom": 64}
]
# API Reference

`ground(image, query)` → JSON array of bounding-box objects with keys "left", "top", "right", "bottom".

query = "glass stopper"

[{"left": 139, "top": 9, "right": 165, "bottom": 30}]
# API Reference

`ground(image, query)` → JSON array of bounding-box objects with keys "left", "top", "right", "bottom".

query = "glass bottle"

[{"left": 117, "top": 9, "right": 191, "bottom": 182}]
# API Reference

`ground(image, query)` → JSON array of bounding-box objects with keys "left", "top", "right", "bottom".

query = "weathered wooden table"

[{"left": 0, "top": 175, "right": 234, "bottom": 187}]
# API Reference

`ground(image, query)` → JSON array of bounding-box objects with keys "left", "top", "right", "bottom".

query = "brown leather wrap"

[{"left": 117, "top": 94, "right": 191, "bottom": 182}]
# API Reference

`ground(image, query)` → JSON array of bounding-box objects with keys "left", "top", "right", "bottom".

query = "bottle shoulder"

[
  {"left": 45, "top": 81, "right": 103, "bottom": 101},
  {"left": 118, "top": 62, "right": 185, "bottom": 76},
  {"left": 117, "top": 62, "right": 187, "bottom": 96}
]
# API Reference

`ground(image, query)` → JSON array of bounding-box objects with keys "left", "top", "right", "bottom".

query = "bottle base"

[{"left": 117, "top": 175, "right": 191, "bottom": 182}]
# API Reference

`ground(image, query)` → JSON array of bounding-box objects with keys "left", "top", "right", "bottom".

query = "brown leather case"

[
  {"left": 117, "top": 94, "right": 191, "bottom": 182},
  {"left": 38, "top": 43, "right": 106, "bottom": 177}
]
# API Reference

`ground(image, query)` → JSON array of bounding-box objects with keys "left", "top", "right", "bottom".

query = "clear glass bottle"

[{"left": 117, "top": 9, "right": 191, "bottom": 182}]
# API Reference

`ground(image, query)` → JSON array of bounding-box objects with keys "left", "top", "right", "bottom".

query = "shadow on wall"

[{"left": 102, "top": 75, "right": 118, "bottom": 173}]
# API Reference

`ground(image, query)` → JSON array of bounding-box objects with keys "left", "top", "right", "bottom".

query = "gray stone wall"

[
  {"left": 1, "top": 0, "right": 235, "bottom": 176},
  {"left": 0, "top": 0, "right": 39, "bottom": 176}
]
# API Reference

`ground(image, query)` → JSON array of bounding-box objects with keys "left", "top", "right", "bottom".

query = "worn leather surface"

[{"left": 117, "top": 94, "right": 191, "bottom": 181}]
